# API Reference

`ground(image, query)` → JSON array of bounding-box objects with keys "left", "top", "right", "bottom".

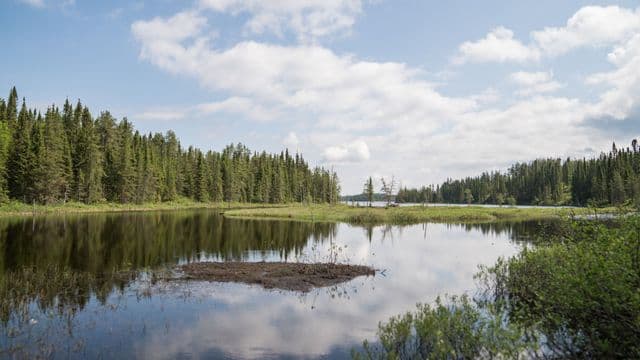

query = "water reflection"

[
  {"left": 0, "top": 211, "right": 551, "bottom": 359},
  {"left": 0, "top": 211, "right": 338, "bottom": 273}
]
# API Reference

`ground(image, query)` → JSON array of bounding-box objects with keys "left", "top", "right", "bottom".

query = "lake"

[{"left": 0, "top": 210, "right": 550, "bottom": 359}]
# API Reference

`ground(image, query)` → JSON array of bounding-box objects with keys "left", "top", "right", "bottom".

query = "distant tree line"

[
  {"left": 0, "top": 88, "right": 340, "bottom": 205},
  {"left": 341, "top": 193, "right": 387, "bottom": 202},
  {"left": 396, "top": 141, "right": 640, "bottom": 207}
]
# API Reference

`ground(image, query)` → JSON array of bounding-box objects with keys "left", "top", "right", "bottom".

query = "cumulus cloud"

[
  {"left": 510, "top": 71, "right": 563, "bottom": 96},
  {"left": 454, "top": 27, "right": 540, "bottom": 64},
  {"left": 198, "top": 0, "right": 366, "bottom": 42},
  {"left": 455, "top": 6, "right": 640, "bottom": 64},
  {"left": 197, "top": 97, "right": 280, "bottom": 122},
  {"left": 323, "top": 140, "right": 370, "bottom": 163},
  {"left": 532, "top": 6, "right": 640, "bottom": 56},
  {"left": 283, "top": 131, "right": 300, "bottom": 150},
  {"left": 586, "top": 33, "right": 640, "bottom": 119},
  {"left": 131, "top": 5, "right": 640, "bottom": 192}
]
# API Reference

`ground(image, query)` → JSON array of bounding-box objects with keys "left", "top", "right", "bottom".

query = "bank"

[{"left": 222, "top": 203, "right": 623, "bottom": 224}]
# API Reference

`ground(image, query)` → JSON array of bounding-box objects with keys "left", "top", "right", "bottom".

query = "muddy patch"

[{"left": 176, "top": 262, "right": 376, "bottom": 292}]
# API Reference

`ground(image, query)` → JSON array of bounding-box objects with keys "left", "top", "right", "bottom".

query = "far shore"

[
  {"left": 0, "top": 199, "right": 285, "bottom": 218},
  {"left": 0, "top": 200, "right": 626, "bottom": 224},
  {"left": 222, "top": 203, "right": 625, "bottom": 224}
]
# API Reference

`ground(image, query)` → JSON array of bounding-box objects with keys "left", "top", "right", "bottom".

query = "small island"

[{"left": 177, "top": 262, "right": 376, "bottom": 292}]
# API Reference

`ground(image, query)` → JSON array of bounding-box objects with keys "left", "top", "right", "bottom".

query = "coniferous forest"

[
  {"left": 396, "top": 141, "right": 640, "bottom": 207},
  {"left": 0, "top": 88, "right": 340, "bottom": 205}
]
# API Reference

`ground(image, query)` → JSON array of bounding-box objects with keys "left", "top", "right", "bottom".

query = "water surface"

[{"left": 0, "top": 210, "right": 548, "bottom": 359}]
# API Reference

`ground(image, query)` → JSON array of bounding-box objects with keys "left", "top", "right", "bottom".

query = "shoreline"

[
  {"left": 0, "top": 199, "right": 285, "bottom": 218},
  {"left": 222, "top": 204, "right": 625, "bottom": 224},
  {"left": 0, "top": 200, "right": 625, "bottom": 224}
]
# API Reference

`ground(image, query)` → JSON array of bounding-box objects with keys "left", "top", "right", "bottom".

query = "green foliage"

[
  {"left": 357, "top": 217, "right": 640, "bottom": 359},
  {"left": 0, "top": 88, "right": 339, "bottom": 205},
  {"left": 481, "top": 216, "right": 640, "bottom": 358},
  {"left": 353, "top": 295, "right": 532, "bottom": 359},
  {"left": 463, "top": 188, "right": 474, "bottom": 204},
  {"left": 363, "top": 177, "right": 374, "bottom": 206}
]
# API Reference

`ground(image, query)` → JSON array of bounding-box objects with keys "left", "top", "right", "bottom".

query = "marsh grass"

[
  {"left": 0, "top": 197, "right": 287, "bottom": 218},
  {"left": 224, "top": 204, "right": 621, "bottom": 225}
]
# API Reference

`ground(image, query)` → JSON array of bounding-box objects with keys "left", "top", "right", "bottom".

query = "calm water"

[{"left": 0, "top": 210, "right": 550, "bottom": 359}]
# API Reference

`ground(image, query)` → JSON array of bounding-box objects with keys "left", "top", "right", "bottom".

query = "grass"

[
  {"left": 0, "top": 198, "right": 287, "bottom": 218},
  {"left": 0, "top": 199, "right": 626, "bottom": 224},
  {"left": 222, "top": 203, "right": 621, "bottom": 224}
]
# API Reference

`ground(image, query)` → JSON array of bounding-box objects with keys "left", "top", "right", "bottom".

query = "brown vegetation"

[{"left": 177, "top": 261, "right": 375, "bottom": 292}]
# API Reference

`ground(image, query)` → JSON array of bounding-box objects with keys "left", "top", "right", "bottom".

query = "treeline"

[
  {"left": 341, "top": 193, "right": 387, "bottom": 202},
  {"left": 396, "top": 141, "right": 640, "bottom": 207},
  {"left": 0, "top": 88, "right": 340, "bottom": 205}
]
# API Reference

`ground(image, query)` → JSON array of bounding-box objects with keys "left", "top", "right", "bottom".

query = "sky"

[{"left": 1, "top": 0, "right": 639, "bottom": 194}]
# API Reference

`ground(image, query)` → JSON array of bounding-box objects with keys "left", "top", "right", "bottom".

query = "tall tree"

[
  {"left": 7, "top": 100, "right": 33, "bottom": 202},
  {"left": 0, "top": 88, "right": 342, "bottom": 206},
  {"left": 363, "top": 177, "right": 374, "bottom": 207},
  {"left": 76, "top": 107, "right": 103, "bottom": 203}
]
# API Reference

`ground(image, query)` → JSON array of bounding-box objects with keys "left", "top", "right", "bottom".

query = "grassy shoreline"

[
  {"left": 0, "top": 200, "right": 623, "bottom": 223},
  {"left": 0, "top": 199, "right": 285, "bottom": 218},
  {"left": 222, "top": 203, "right": 622, "bottom": 224}
]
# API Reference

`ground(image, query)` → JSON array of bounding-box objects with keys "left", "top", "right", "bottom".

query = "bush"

[
  {"left": 352, "top": 295, "right": 532, "bottom": 359},
  {"left": 482, "top": 216, "right": 640, "bottom": 358}
]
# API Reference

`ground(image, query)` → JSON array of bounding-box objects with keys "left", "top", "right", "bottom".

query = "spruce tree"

[
  {"left": 76, "top": 107, "right": 103, "bottom": 203},
  {"left": 7, "top": 100, "right": 34, "bottom": 202}
]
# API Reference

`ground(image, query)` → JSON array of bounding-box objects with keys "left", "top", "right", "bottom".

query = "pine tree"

[
  {"left": 194, "top": 151, "right": 209, "bottom": 202},
  {"left": 0, "top": 88, "right": 343, "bottom": 206},
  {"left": 363, "top": 177, "right": 374, "bottom": 207},
  {"left": 76, "top": 107, "right": 103, "bottom": 203},
  {"left": 7, "top": 100, "right": 34, "bottom": 202},
  {"left": 464, "top": 188, "right": 474, "bottom": 204},
  {"left": 0, "top": 100, "right": 10, "bottom": 202},
  {"left": 5, "top": 87, "right": 18, "bottom": 130},
  {"left": 610, "top": 171, "right": 626, "bottom": 205}
]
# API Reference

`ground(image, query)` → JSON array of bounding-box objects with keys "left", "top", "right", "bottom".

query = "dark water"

[{"left": 0, "top": 210, "right": 551, "bottom": 359}]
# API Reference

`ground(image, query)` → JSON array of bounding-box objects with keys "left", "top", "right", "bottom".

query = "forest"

[
  {"left": 396, "top": 141, "right": 640, "bottom": 207},
  {"left": 0, "top": 88, "right": 340, "bottom": 205}
]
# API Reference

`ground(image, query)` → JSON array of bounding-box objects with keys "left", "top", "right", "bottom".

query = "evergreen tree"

[
  {"left": 610, "top": 171, "right": 626, "bottom": 205},
  {"left": 7, "top": 100, "right": 34, "bottom": 202},
  {"left": 363, "top": 177, "right": 374, "bottom": 207},
  {"left": 5, "top": 87, "right": 18, "bottom": 130},
  {"left": 0, "top": 88, "right": 341, "bottom": 206},
  {"left": 76, "top": 107, "right": 103, "bottom": 203}
]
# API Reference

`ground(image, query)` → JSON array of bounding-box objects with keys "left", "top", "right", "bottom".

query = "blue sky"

[{"left": 2, "top": 0, "right": 639, "bottom": 193}]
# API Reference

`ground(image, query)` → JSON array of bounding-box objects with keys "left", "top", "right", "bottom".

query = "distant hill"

[{"left": 340, "top": 193, "right": 390, "bottom": 202}]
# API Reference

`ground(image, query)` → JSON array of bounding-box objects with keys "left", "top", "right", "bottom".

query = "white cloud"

[
  {"left": 510, "top": 71, "right": 563, "bottom": 96},
  {"left": 454, "top": 26, "right": 540, "bottom": 64},
  {"left": 323, "top": 140, "right": 370, "bottom": 163},
  {"left": 283, "top": 131, "right": 300, "bottom": 149},
  {"left": 198, "top": 0, "right": 366, "bottom": 42},
  {"left": 532, "top": 6, "right": 640, "bottom": 56},
  {"left": 131, "top": 10, "right": 471, "bottom": 135},
  {"left": 197, "top": 97, "right": 280, "bottom": 122},
  {"left": 18, "top": 0, "right": 45, "bottom": 8},
  {"left": 586, "top": 33, "right": 640, "bottom": 119},
  {"left": 131, "top": 5, "right": 640, "bottom": 193},
  {"left": 456, "top": 6, "right": 640, "bottom": 64}
]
